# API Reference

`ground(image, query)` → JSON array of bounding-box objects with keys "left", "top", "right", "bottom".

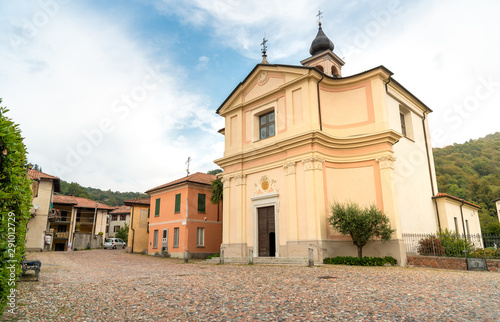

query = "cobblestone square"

[{"left": 5, "top": 250, "right": 500, "bottom": 321}]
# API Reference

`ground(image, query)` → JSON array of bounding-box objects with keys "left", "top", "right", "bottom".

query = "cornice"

[{"left": 215, "top": 129, "right": 402, "bottom": 169}]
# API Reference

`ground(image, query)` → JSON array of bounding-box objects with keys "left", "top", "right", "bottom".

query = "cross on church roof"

[
  {"left": 260, "top": 37, "right": 268, "bottom": 55},
  {"left": 316, "top": 10, "right": 323, "bottom": 25}
]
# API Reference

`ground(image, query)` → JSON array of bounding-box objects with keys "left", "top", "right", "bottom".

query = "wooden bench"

[{"left": 21, "top": 260, "right": 41, "bottom": 281}]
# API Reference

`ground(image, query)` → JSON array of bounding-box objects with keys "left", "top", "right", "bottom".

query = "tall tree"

[
  {"left": 0, "top": 101, "right": 32, "bottom": 315},
  {"left": 328, "top": 201, "right": 395, "bottom": 258}
]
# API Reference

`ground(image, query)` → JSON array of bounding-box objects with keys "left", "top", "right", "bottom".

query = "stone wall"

[{"left": 407, "top": 255, "right": 499, "bottom": 272}]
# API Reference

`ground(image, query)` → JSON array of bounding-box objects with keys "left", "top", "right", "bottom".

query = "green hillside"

[
  {"left": 58, "top": 180, "right": 148, "bottom": 207},
  {"left": 433, "top": 132, "right": 500, "bottom": 234}
]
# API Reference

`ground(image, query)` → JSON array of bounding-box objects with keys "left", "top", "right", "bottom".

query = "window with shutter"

[
  {"left": 155, "top": 198, "right": 160, "bottom": 217},
  {"left": 198, "top": 193, "right": 206, "bottom": 213},
  {"left": 173, "top": 227, "right": 179, "bottom": 247},
  {"left": 175, "top": 194, "right": 181, "bottom": 213},
  {"left": 153, "top": 229, "right": 158, "bottom": 248}
]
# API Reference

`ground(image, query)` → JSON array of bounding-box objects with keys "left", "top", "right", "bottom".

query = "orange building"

[{"left": 145, "top": 172, "right": 222, "bottom": 258}]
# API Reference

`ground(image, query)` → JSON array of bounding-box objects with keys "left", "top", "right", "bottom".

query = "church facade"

[{"left": 214, "top": 24, "right": 479, "bottom": 264}]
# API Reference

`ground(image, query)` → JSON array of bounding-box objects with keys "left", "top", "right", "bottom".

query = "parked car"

[{"left": 104, "top": 238, "right": 126, "bottom": 249}]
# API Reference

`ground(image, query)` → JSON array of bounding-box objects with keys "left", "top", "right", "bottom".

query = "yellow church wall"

[
  {"left": 320, "top": 82, "right": 373, "bottom": 128},
  {"left": 386, "top": 92, "right": 439, "bottom": 234}
]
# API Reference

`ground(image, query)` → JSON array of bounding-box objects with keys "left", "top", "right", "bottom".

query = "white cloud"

[
  {"left": 0, "top": 1, "right": 224, "bottom": 192},
  {"left": 1, "top": 0, "right": 498, "bottom": 194}
]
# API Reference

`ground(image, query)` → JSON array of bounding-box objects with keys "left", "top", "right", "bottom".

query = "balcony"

[
  {"left": 48, "top": 215, "right": 71, "bottom": 223},
  {"left": 54, "top": 232, "right": 68, "bottom": 238}
]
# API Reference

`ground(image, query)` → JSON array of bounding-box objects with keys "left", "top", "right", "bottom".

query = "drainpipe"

[
  {"left": 422, "top": 112, "right": 441, "bottom": 231},
  {"left": 130, "top": 205, "right": 135, "bottom": 253},
  {"left": 459, "top": 200, "right": 466, "bottom": 237},
  {"left": 316, "top": 72, "right": 325, "bottom": 131}
]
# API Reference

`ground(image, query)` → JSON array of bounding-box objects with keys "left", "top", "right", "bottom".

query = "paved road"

[{"left": 4, "top": 250, "right": 500, "bottom": 321}]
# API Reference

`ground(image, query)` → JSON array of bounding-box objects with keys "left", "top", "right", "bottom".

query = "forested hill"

[
  {"left": 433, "top": 132, "right": 500, "bottom": 233},
  {"left": 58, "top": 180, "right": 148, "bottom": 207}
]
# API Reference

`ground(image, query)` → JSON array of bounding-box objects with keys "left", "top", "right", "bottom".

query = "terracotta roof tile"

[
  {"left": 109, "top": 205, "right": 131, "bottom": 214},
  {"left": 145, "top": 172, "right": 216, "bottom": 194},
  {"left": 124, "top": 198, "right": 151, "bottom": 206},
  {"left": 28, "top": 169, "right": 59, "bottom": 180},
  {"left": 53, "top": 195, "right": 114, "bottom": 210},
  {"left": 434, "top": 193, "right": 481, "bottom": 209}
]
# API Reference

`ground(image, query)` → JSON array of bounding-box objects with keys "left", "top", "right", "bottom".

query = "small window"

[
  {"left": 197, "top": 227, "right": 205, "bottom": 247},
  {"left": 399, "top": 106, "right": 414, "bottom": 140},
  {"left": 259, "top": 111, "right": 275, "bottom": 140},
  {"left": 120, "top": 214, "right": 126, "bottom": 221},
  {"left": 400, "top": 113, "right": 407, "bottom": 137},
  {"left": 173, "top": 227, "right": 179, "bottom": 247},
  {"left": 106, "top": 226, "right": 109, "bottom": 234},
  {"left": 315, "top": 65, "right": 324, "bottom": 72},
  {"left": 465, "top": 220, "right": 470, "bottom": 237},
  {"left": 114, "top": 225, "right": 120, "bottom": 232},
  {"left": 175, "top": 194, "right": 181, "bottom": 213},
  {"left": 111, "top": 214, "right": 118, "bottom": 221},
  {"left": 454, "top": 217, "right": 459, "bottom": 234},
  {"left": 153, "top": 229, "right": 158, "bottom": 248},
  {"left": 155, "top": 198, "right": 160, "bottom": 217},
  {"left": 198, "top": 193, "right": 206, "bottom": 213},
  {"left": 57, "top": 225, "right": 66, "bottom": 232}
]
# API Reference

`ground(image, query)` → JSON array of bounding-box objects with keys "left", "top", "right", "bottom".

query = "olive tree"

[{"left": 328, "top": 201, "right": 395, "bottom": 258}]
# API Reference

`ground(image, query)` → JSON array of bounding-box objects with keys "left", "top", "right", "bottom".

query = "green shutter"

[
  {"left": 175, "top": 194, "right": 181, "bottom": 213},
  {"left": 155, "top": 198, "right": 160, "bottom": 216},
  {"left": 198, "top": 193, "right": 206, "bottom": 212}
]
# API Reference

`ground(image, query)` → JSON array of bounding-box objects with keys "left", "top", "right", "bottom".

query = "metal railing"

[{"left": 403, "top": 233, "right": 500, "bottom": 259}]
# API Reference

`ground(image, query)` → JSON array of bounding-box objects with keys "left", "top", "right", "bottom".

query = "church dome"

[{"left": 309, "top": 23, "right": 334, "bottom": 56}]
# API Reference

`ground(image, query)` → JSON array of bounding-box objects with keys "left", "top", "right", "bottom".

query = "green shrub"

[
  {"left": 206, "top": 253, "right": 220, "bottom": 260},
  {"left": 0, "top": 103, "right": 33, "bottom": 316},
  {"left": 469, "top": 248, "right": 500, "bottom": 259},
  {"left": 417, "top": 235, "right": 445, "bottom": 256},
  {"left": 439, "top": 229, "right": 474, "bottom": 257},
  {"left": 417, "top": 229, "right": 475, "bottom": 257},
  {"left": 323, "top": 256, "right": 397, "bottom": 266}
]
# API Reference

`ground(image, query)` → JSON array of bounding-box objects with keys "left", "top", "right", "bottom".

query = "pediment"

[{"left": 217, "top": 64, "right": 308, "bottom": 115}]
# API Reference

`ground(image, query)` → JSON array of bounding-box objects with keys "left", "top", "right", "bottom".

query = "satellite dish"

[{"left": 33, "top": 203, "right": 40, "bottom": 210}]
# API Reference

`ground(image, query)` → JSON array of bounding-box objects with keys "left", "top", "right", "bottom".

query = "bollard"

[
  {"left": 308, "top": 248, "right": 314, "bottom": 267},
  {"left": 184, "top": 249, "right": 189, "bottom": 263},
  {"left": 249, "top": 249, "right": 253, "bottom": 264},
  {"left": 220, "top": 249, "right": 224, "bottom": 264}
]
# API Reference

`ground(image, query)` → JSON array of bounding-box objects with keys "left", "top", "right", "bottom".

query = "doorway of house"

[
  {"left": 258, "top": 206, "right": 275, "bottom": 257},
  {"left": 54, "top": 243, "right": 65, "bottom": 251}
]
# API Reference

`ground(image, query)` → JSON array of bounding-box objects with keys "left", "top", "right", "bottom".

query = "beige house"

[
  {"left": 215, "top": 23, "right": 480, "bottom": 265},
  {"left": 26, "top": 169, "right": 61, "bottom": 252},
  {"left": 434, "top": 193, "right": 482, "bottom": 236},
  {"left": 494, "top": 198, "right": 500, "bottom": 223},
  {"left": 125, "top": 198, "right": 150, "bottom": 253},
  {"left": 107, "top": 205, "right": 131, "bottom": 238},
  {"left": 51, "top": 195, "right": 113, "bottom": 250}
]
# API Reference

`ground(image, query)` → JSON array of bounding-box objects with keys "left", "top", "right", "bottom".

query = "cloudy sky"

[{"left": 1, "top": 0, "right": 499, "bottom": 193}]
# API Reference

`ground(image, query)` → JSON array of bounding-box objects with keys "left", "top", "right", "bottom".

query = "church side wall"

[{"left": 386, "top": 94, "right": 438, "bottom": 234}]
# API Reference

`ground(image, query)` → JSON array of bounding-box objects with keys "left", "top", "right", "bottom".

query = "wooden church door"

[{"left": 258, "top": 206, "right": 276, "bottom": 257}]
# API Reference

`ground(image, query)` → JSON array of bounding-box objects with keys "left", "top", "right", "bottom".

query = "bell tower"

[{"left": 300, "top": 11, "right": 344, "bottom": 78}]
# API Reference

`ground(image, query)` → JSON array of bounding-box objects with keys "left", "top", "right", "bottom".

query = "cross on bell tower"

[{"left": 260, "top": 36, "right": 269, "bottom": 64}]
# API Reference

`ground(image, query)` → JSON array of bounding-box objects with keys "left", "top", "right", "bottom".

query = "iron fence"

[{"left": 403, "top": 233, "right": 500, "bottom": 259}]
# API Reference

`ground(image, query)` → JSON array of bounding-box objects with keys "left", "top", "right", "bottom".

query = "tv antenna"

[{"left": 186, "top": 157, "right": 191, "bottom": 176}]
